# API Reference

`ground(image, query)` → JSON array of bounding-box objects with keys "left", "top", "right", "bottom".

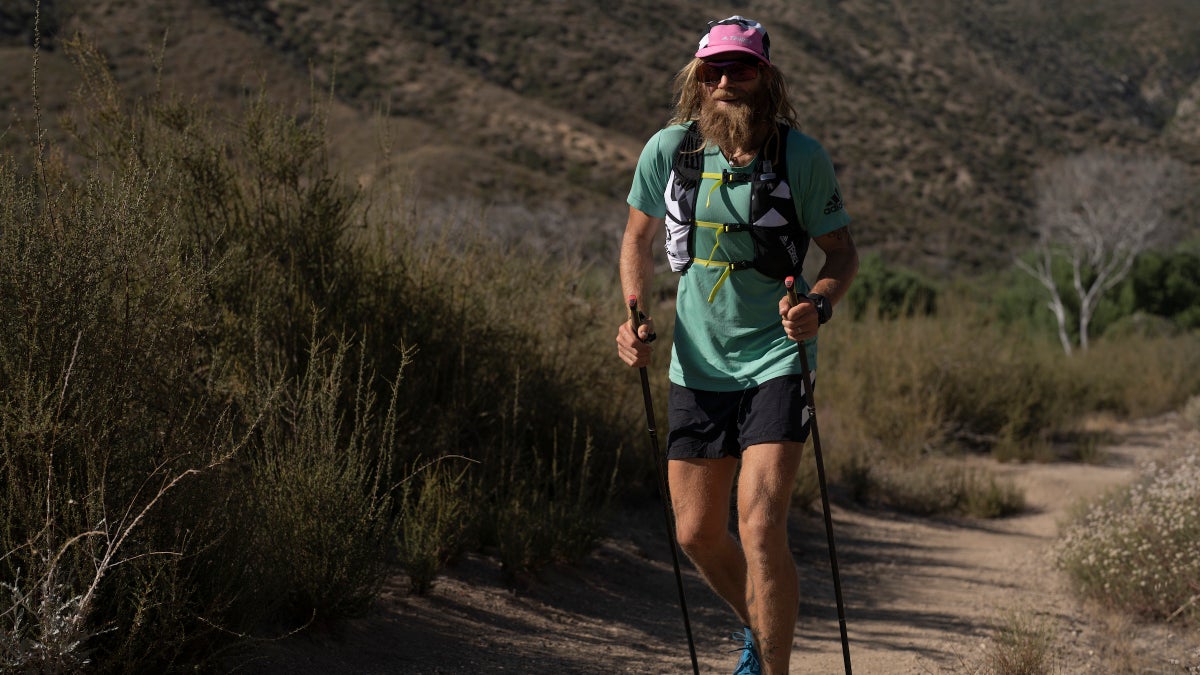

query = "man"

[{"left": 614, "top": 16, "right": 859, "bottom": 675}]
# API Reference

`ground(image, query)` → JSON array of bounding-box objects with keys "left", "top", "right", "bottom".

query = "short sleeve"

[
  {"left": 787, "top": 131, "right": 851, "bottom": 238},
  {"left": 626, "top": 126, "right": 689, "bottom": 219}
]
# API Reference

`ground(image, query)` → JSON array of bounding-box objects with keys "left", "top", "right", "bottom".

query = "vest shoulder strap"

[{"left": 673, "top": 121, "right": 705, "bottom": 185}]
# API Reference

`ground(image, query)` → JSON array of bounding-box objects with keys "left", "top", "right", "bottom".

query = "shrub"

[
  {"left": 0, "top": 106, "right": 245, "bottom": 671},
  {"left": 396, "top": 457, "right": 473, "bottom": 594},
  {"left": 983, "top": 610, "right": 1057, "bottom": 675},
  {"left": 842, "top": 252, "right": 938, "bottom": 320},
  {"left": 1184, "top": 396, "right": 1200, "bottom": 430},
  {"left": 823, "top": 287, "right": 1200, "bottom": 470},
  {"left": 3, "top": 33, "right": 637, "bottom": 671},
  {"left": 1057, "top": 450, "right": 1200, "bottom": 624},
  {"left": 1123, "top": 246, "right": 1200, "bottom": 330},
  {"left": 1063, "top": 334, "right": 1200, "bottom": 418},
  {"left": 820, "top": 297, "right": 1081, "bottom": 459},
  {"left": 237, "top": 335, "right": 402, "bottom": 627},
  {"left": 862, "top": 461, "right": 1025, "bottom": 518},
  {"left": 478, "top": 409, "right": 619, "bottom": 575}
]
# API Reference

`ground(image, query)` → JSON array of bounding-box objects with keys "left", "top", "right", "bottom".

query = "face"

[
  {"left": 698, "top": 57, "right": 765, "bottom": 109},
  {"left": 696, "top": 55, "right": 771, "bottom": 151}
]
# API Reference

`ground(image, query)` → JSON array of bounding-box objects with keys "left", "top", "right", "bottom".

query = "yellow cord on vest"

[
  {"left": 693, "top": 218, "right": 733, "bottom": 302},
  {"left": 691, "top": 258, "right": 735, "bottom": 303},
  {"left": 694, "top": 170, "right": 747, "bottom": 303},
  {"left": 702, "top": 171, "right": 724, "bottom": 209}
]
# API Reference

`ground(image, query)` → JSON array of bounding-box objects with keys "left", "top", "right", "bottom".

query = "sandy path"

[{"left": 250, "top": 416, "right": 1200, "bottom": 674}]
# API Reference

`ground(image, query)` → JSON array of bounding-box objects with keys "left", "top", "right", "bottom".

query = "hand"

[
  {"left": 778, "top": 294, "right": 819, "bottom": 342},
  {"left": 616, "top": 316, "right": 655, "bottom": 368}
]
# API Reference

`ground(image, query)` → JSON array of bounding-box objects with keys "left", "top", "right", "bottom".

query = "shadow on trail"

[
  {"left": 786, "top": 500, "right": 1015, "bottom": 667},
  {"left": 241, "top": 495, "right": 1024, "bottom": 673}
]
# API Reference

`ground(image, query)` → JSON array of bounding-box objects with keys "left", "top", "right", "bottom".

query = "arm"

[
  {"left": 808, "top": 226, "right": 859, "bottom": 306},
  {"left": 779, "top": 226, "right": 859, "bottom": 341},
  {"left": 616, "top": 206, "right": 664, "bottom": 367}
]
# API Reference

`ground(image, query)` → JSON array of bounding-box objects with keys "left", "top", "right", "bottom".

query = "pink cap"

[{"left": 695, "top": 16, "right": 771, "bottom": 64}]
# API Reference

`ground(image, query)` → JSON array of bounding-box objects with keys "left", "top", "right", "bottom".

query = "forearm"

[
  {"left": 810, "top": 228, "right": 859, "bottom": 306},
  {"left": 616, "top": 208, "right": 663, "bottom": 362},
  {"left": 619, "top": 208, "right": 661, "bottom": 307},
  {"left": 620, "top": 233, "right": 655, "bottom": 305}
]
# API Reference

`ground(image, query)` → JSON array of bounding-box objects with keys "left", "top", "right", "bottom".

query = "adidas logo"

[{"left": 823, "top": 191, "right": 844, "bottom": 215}]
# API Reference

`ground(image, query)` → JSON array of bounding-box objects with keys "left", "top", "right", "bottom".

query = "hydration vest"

[{"left": 663, "top": 122, "right": 808, "bottom": 302}]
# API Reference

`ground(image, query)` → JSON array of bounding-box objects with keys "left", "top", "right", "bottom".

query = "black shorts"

[{"left": 666, "top": 374, "right": 813, "bottom": 460}]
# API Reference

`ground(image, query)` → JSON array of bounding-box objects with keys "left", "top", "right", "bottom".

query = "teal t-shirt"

[{"left": 627, "top": 124, "right": 851, "bottom": 391}]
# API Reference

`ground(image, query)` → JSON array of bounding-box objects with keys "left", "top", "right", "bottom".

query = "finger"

[{"left": 778, "top": 295, "right": 793, "bottom": 318}]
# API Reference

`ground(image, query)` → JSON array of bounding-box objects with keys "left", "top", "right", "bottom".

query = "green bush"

[
  {"left": 842, "top": 252, "right": 938, "bottom": 320},
  {"left": 1123, "top": 245, "right": 1200, "bottom": 330},
  {"left": 997, "top": 242, "right": 1200, "bottom": 347}
]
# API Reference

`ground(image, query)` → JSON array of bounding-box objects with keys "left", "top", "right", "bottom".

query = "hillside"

[{"left": 2, "top": 0, "right": 1199, "bottom": 272}]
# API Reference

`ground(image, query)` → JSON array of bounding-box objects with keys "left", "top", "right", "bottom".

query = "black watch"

[{"left": 808, "top": 293, "right": 833, "bottom": 325}]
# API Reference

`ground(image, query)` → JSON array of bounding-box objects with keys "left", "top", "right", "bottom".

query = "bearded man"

[{"left": 615, "top": 16, "right": 859, "bottom": 675}]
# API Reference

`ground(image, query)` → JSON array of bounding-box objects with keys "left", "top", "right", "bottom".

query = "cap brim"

[{"left": 695, "top": 45, "right": 769, "bottom": 64}]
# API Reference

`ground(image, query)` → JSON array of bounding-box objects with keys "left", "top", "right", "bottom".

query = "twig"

[
  {"left": 395, "top": 454, "right": 480, "bottom": 489},
  {"left": 1167, "top": 593, "right": 1199, "bottom": 622}
]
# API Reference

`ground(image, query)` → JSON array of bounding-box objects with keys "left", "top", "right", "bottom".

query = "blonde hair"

[{"left": 668, "top": 58, "right": 799, "bottom": 129}]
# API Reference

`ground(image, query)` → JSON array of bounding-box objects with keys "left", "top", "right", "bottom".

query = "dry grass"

[{"left": 982, "top": 610, "right": 1058, "bottom": 675}]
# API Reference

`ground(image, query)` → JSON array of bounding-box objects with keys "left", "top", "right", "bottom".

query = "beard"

[{"left": 697, "top": 86, "right": 771, "bottom": 154}]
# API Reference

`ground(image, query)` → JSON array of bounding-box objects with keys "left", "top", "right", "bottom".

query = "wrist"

[{"left": 807, "top": 293, "right": 833, "bottom": 325}]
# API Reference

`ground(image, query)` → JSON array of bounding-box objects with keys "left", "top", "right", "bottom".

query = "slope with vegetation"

[{"left": 3, "top": 0, "right": 1199, "bottom": 270}]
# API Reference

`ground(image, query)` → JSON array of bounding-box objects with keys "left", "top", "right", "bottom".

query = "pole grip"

[{"left": 785, "top": 276, "right": 801, "bottom": 308}]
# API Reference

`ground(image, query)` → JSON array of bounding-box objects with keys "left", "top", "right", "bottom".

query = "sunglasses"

[{"left": 698, "top": 60, "right": 761, "bottom": 85}]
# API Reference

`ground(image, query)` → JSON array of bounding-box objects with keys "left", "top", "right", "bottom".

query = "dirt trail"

[{"left": 251, "top": 416, "right": 1200, "bottom": 674}]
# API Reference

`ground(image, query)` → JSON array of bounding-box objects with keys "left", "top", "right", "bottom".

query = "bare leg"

[
  {"left": 668, "top": 457, "right": 749, "bottom": 624},
  {"left": 738, "top": 441, "right": 805, "bottom": 675}
]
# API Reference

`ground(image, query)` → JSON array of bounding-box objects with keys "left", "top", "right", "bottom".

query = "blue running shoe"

[{"left": 731, "top": 626, "right": 762, "bottom": 675}]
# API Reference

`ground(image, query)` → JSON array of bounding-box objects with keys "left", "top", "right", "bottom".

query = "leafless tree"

[{"left": 1017, "top": 150, "right": 1187, "bottom": 354}]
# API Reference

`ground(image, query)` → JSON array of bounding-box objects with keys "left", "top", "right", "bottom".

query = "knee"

[
  {"left": 737, "top": 507, "right": 785, "bottom": 555},
  {"left": 673, "top": 513, "right": 727, "bottom": 557}
]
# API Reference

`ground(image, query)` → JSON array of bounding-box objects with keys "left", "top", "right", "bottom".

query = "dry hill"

[{"left": 2, "top": 0, "right": 1198, "bottom": 272}]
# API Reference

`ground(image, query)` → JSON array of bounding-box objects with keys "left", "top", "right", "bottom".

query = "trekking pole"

[
  {"left": 627, "top": 296, "right": 700, "bottom": 675},
  {"left": 785, "top": 277, "right": 853, "bottom": 675}
]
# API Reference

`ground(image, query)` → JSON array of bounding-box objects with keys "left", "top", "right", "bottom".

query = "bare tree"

[{"left": 1017, "top": 150, "right": 1187, "bottom": 354}]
